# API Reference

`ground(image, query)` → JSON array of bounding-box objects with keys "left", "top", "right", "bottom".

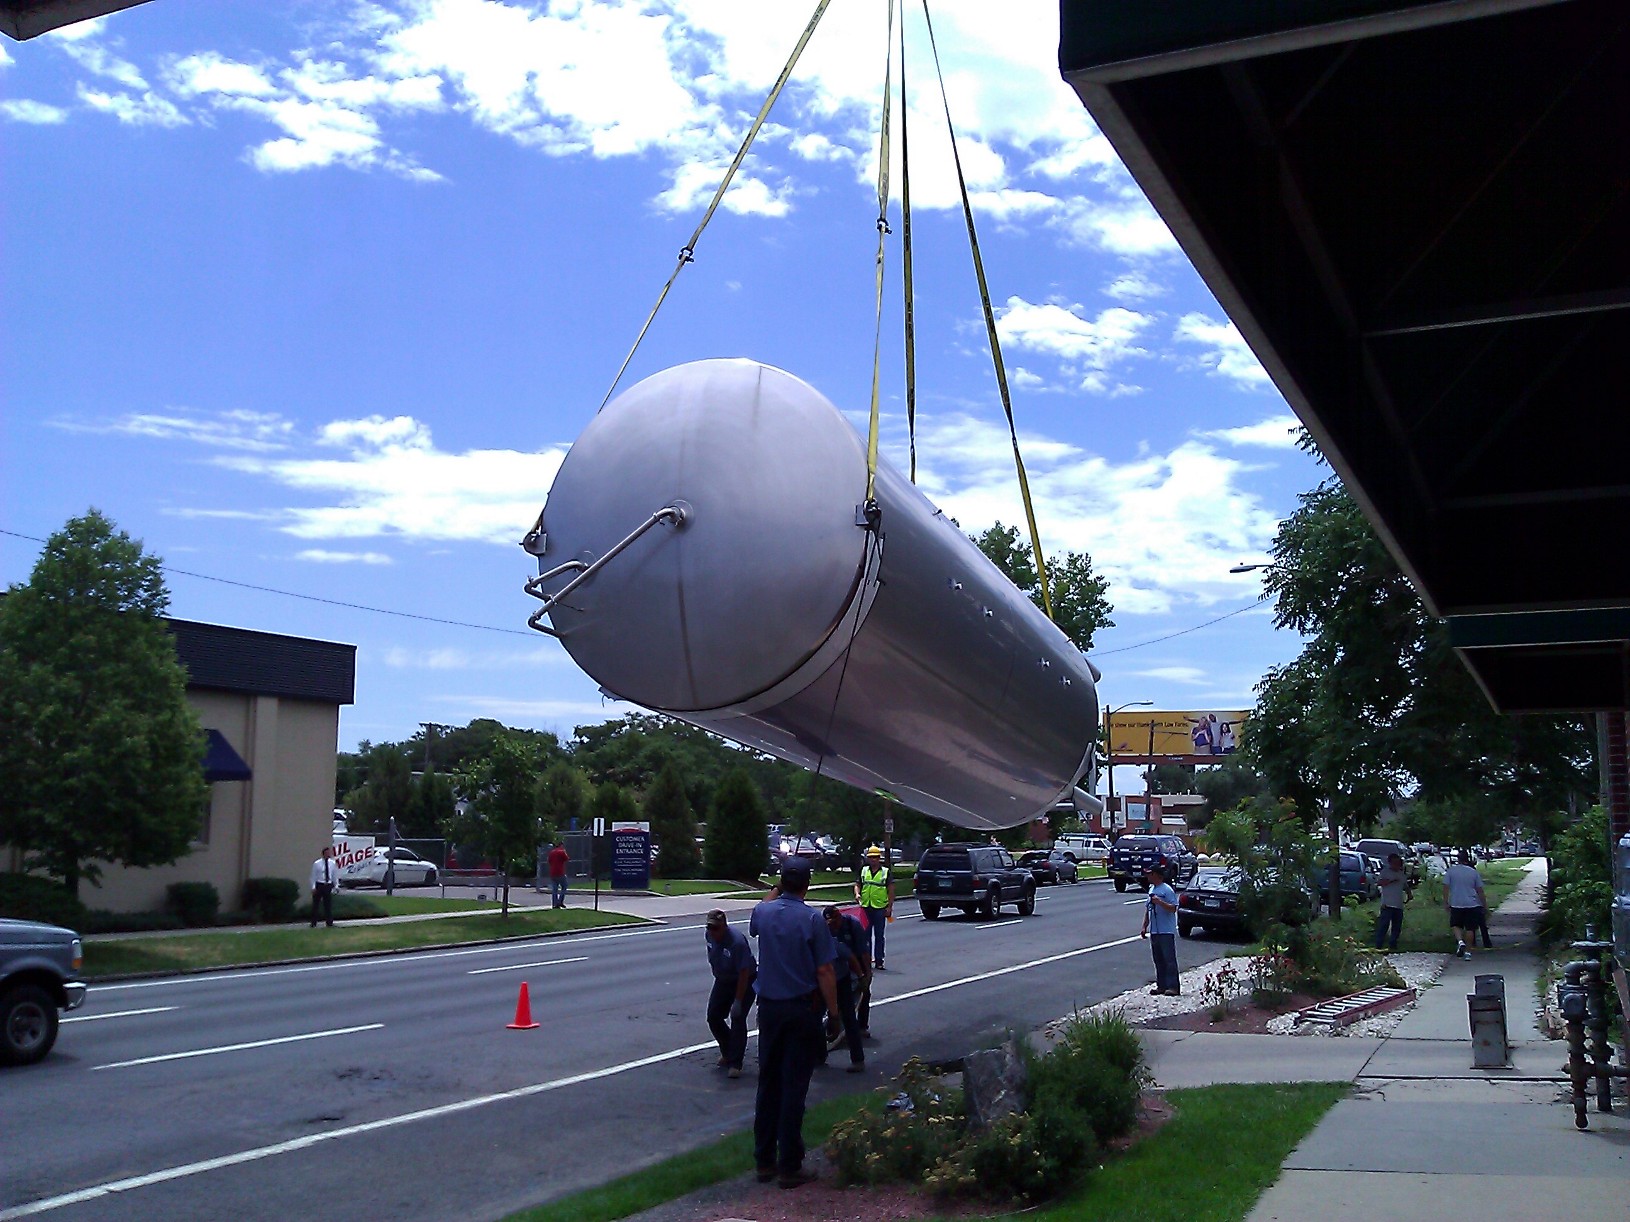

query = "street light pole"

[{"left": 1104, "top": 700, "right": 1153, "bottom": 837}]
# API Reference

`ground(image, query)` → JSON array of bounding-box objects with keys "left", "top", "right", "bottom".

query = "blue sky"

[{"left": 0, "top": 0, "right": 1321, "bottom": 781}]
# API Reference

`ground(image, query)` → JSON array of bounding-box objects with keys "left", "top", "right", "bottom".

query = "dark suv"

[
  {"left": 914, "top": 844, "right": 1036, "bottom": 920},
  {"left": 2, "top": 919, "right": 88, "bottom": 1066},
  {"left": 1107, "top": 834, "right": 1198, "bottom": 892}
]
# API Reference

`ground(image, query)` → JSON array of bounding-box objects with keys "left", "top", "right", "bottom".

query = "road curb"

[{"left": 83, "top": 915, "right": 662, "bottom": 984}]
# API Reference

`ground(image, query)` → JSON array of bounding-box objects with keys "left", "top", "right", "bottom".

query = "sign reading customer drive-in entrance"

[{"left": 609, "top": 827, "right": 650, "bottom": 890}]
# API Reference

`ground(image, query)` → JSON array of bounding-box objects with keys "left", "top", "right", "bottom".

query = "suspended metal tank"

[{"left": 522, "top": 358, "right": 1100, "bottom": 831}]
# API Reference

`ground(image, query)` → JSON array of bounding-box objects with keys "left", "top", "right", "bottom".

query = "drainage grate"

[{"left": 1295, "top": 986, "right": 1415, "bottom": 1029}]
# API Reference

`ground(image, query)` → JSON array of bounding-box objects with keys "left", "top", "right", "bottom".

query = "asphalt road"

[{"left": 2, "top": 878, "right": 1225, "bottom": 1222}]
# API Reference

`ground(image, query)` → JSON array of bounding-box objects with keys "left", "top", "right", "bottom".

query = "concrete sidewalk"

[{"left": 1244, "top": 859, "right": 1630, "bottom": 1221}]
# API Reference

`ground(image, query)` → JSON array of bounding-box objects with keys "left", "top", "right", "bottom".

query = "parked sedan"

[
  {"left": 349, "top": 846, "right": 439, "bottom": 888},
  {"left": 1017, "top": 849, "right": 1079, "bottom": 885},
  {"left": 1178, "top": 868, "right": 1320, "bottom": 938}
]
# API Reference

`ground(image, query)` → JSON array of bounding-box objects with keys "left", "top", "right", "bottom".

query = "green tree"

[
  {"left": 340, "top": 743, "right": 416, "bottom": 835},
  {"left": 0, "top": 511, "right": 209, "bottom": 897},
  {"left": 588, "top": 782, "right": 640, "bottom": 878},
  {"left": 410, "top": 766, "right": 457, "bottom": 841},
  {"left": 457, "top": 732, "right": 549, "bottom": 916},
  {"left": 705, "top": 768, "right": 770, "bottom": 883},
  {"left": 1547, "top": 805, "right": 1613, "bottom": 944},
  {"left": 972, "top": 523, "right": 1115, "bottom": 651},
  {"left": 536, "top": 761, "right": 590, "bottom": 842},
  {"left": 645, "top": 760, "right": 699, "bottom": 877}
]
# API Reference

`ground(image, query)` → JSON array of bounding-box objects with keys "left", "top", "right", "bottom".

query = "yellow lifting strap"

[
  {"left": 596, "top": 0, "right": 835, "bottom": 412},
  {"left": 898, "top": 9, "right": 918, "bottom": 484},
  {"left": 863, "top": 0, "right": 898, "bottom": 507},
  {"left": 920, "top": 0, "right": 1054, "bottom": 620}
]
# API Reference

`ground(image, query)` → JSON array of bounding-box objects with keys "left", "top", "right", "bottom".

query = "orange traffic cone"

[{"left": 507, "top": 981, "right": 540, "bottom": 1030}]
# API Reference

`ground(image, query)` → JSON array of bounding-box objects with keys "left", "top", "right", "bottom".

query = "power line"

[
  {"left": 3, "top": 525, "right": 1273, "bottom": 653},
  {"left": 0, "top": 527, "right": 535, "bottom": 638},
  {"left": 1092, "top": 597, "right": 1268, "bottom": 657}
]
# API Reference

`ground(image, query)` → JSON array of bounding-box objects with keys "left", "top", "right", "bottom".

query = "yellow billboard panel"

[{"left": 1105, "top": 710, "right": 1249, "bottom": 759}]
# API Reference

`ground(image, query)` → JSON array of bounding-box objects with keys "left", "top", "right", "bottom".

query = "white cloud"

[
  {"left": 1204, "top": 414, "right": 1302, "bottom": 449},
  {"left": 1056, "top": 195, "right": 1177, "bottom": 257},
  {"left": 77, "top": 85, "right": 188, "bottom": 127},
  {"left": 296, "top": 549, "right": 394, "bottom": 565},
  {"left": 1103, "top": 271, "right": 1165, "bottom": 302},
  {"left": 382, "top": 645, "right": 569, "bottom": 670},
  {"left": 996, "top": 298, "right": 1152, "bottom": 389},
  {"left": 51, "top": 409, "right": 295, "bottom": 451},
  {"left": 1173, "top": 313, "right": 1271, "bottom": 389},
  {"left": 167, "top": 51, "right": 277, "bottom": 98},
  {"left": 1, "top": 100, "right": 69, "bottom": 124},
  {"left": 1131, "top": 665, "right": 1208, "bottom": 685},
  {"left": 904, "top": 412, "right": 1281, "bottom": 616},
  {"left": 59, "top": 37, "right": 147, "bottom": 89},
  {"left": 0, "top": 42, "right": 12, "bottom": 67}
]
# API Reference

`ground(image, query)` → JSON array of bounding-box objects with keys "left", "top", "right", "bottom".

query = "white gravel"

[{"left": 1042, "top": 952, "right": 1446, "bottom": 1041}]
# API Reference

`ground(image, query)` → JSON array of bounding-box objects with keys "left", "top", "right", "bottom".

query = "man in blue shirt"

[
  {"left": 749, "top": 857, "right": 840, "bottom": 1189},
  {"left": 1140, "top": 864, "right": 1181, "bottom": 996},
  {"left": 820, "top": 905, "right": 870, "bottom": 1073},
  {"left": 704, "top": 908, "right": 757, "bottom": 1078}
]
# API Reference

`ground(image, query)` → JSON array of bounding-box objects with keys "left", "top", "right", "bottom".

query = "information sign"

[{"left": 609, "top": 828, "right": 651, "bottom": 890}]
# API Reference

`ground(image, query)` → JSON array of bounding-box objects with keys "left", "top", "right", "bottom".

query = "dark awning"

[
  {"left": 1060, "top": 0, "right": 1630, "bottom": 713},
  {"left": 0, "top": 1, "right": 151, "bottom": 41},
  {"left": 202, "top": 729, "right": 252, "bottom": 783}
]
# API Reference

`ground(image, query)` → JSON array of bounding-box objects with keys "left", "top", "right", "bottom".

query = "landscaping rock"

[{"left": 963, "top": 1038, "right": 1027, "bottom": 1132}]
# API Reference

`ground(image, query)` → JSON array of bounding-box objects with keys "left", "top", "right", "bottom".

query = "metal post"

[
  {"left": 1105, "top": 708, "right": 1115, "bottom": 830},
  {"left": 594, "top": 832, "right": 601, "bottom": 912},
  {"left": 387, "top": 816, "right": 398, "bottom": 898}
]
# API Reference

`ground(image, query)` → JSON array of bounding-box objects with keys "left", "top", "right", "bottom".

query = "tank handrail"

[{"left": 524, "top": 502, "right": 689, "bottom": 636}]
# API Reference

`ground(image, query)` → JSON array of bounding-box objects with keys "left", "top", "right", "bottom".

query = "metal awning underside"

[
  {"left": 1061, "top": 0, "right": 1630, "bottom": 713},
  {"left": 0, "top": 0, "right": 148, "bottom": 40}
]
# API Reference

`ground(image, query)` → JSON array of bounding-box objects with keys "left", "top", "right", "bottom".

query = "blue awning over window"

[{"left": 203, "top": 729, "right": 252, "bottom": 783}]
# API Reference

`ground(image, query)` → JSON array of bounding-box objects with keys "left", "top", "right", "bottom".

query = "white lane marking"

[
  {"left": 467, "top": 956, "right": 588, "bottom": 976},
  {"left": 91, "top": 1024, "right": 384, "bottom": 1071},
  {"left": 971, "top": 920, "right": 1023, "bottom": 931},
  {"left": 62, "top": 1006, "right": 178, "bottom": 1025},
  {"left": 94, "top": 923, "right": 687, "bottom": 992},
  {"left": 6, "top": 934, "right": 1144, "bottom": 1218},
  {"left": 1122, "top": 898, "right": 1146, "bottom": 906},
  {"left": 870, "top": 934, "right": 1144, "bottom": 1009}
]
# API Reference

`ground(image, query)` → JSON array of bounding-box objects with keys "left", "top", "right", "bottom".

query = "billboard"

[{"left": 1105, "top": 710, "right": 1249, "bottom": 761}]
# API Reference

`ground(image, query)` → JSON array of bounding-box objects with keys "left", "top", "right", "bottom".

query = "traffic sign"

[
  {"left": 592, "top": 817, "right": 605, "bottom": 837},
  {"left": 883, "top": 816, "right": 894, "bottom": 834}
]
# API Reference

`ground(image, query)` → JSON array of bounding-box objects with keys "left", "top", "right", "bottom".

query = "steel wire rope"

[
  {"left": 898, "top": 6, "right": 918, "bottom": 483},
  {"left": 862, "top": 0, "right": 898, "bottom": 506},
  {"left": 919, "top": 0, "right": 1054, "bottom": 620},
  {"left": 593, "top": 0, "right": 834, "bottom": 415}
]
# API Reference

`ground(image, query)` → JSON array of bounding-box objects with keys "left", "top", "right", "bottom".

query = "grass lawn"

[
  {"left": 1325, "top": 857, "right": 1531, "bottom": 954},
  {"left": 507, "top": 1081, "right": 1344, "bottom": 1222},
  {"left": 368, "top": 895, "right": 498, "bottom": 915},
  {"left": 82, "top": 908, "right": 644, "bottom": 978},
  {"left": 512, "top": 1091, "right": 879, "bottom": 1222},
  {"left": 965, "top": 1082, "right": 1348, "bottom": 1222}
]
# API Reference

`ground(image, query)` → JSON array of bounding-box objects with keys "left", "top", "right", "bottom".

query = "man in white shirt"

[
  {"left": 310, "top": 845, "right": 339, "bottom": 928},
  {"left": 1373, "top": 852, "right": 1411, "bottom": 950},
  {"left": 1443, "top": 851, "right": 1486, "bottom": 959}
]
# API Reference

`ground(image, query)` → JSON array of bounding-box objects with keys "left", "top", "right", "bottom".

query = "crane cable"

[
  {"left": 594, "top": 0, "right": 835, "bottom": 413},
  {"left": 862, "top": 0, "right": 898, "bottom": 506},
  {"left": 899, "top": 8, "right": 918, "bottom": 484},
  {"left": 919, "top": 0, "right": 1054, "bottom": 620}
]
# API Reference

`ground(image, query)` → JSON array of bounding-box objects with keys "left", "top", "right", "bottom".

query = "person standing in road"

[
  {"left": 547, "top": 841, "right": 569, "bottom": 909},
  {"left": 750, "top": 857, "right": 840, "bottom": 1190},
  {"left": 854, "top": 846, "right": 893, "bottom": 970},
  {"left": 1140, "top": 864, "right": 1180, "bottom": 995},
  {"left": 704, "top": 909, "right": 757, "bottom": 1079},
  {"left": 821, "top": 905, "right": 869, "bottom": 1073},
  {"left": 1445, "top": 851, "right": 1487, "bottom": 959},
  {"left": 310, "top": 845, "right": 338, "bottom": 928},
  {"left": 1374, "top": 851, "right": 1412, "bottom": 950}
]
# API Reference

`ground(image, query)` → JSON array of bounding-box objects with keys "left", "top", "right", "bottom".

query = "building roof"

[
  {"left": 168, "top": 618, "right": 356, "bottom": 706},
  {"left": 1060, "top": 0, "right": 1629, "bottom": 712},
  {"left": 0, "top": 0, "right": 149, "bottom": 40}
]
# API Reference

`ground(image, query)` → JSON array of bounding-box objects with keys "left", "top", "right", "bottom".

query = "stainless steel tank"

[{"left": 522, "top": 358, "right": 1100, "bottom": 831}]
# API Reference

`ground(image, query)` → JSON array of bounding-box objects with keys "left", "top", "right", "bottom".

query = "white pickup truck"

[{"left": 1052, "top": 833, "right": 1110, "bottom": 864}]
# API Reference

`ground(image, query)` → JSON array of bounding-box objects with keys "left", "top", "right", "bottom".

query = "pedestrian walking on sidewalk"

[
  {"left": 1444, "top": 850, "right": 1487, "bottom": 959},
  {"left": 821, "top": 905, "right": 869, "bottom": 1073},
  {"left": 1374, "top": 851, "right": 1412, "bottom": 950},
  {"left": 309, "top": 845, "right": 338, "bottom": 928},
  {"left": 1141, "top": 864, "right": 1180, "bottom": 995},
  {"left": 854, "top": 846, "right": 893, "bottom": 970},
  {"left": 704, "top": 909, "right": 756, "bottom": 1078},
  {"left": 749, "top": 857, "right": 840, "bottom": 1190},
  {"left": 547, "top": 841, "right": 569, "bottom": 909}
]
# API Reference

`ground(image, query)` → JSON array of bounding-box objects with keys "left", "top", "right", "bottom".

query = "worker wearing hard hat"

[{"left": 854, "top": 846, "right": 894, "bottom": 972}]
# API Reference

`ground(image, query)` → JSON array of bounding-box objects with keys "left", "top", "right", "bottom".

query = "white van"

[{"left": 1053, "top": 833, "right": 1110, "bottom": 863}]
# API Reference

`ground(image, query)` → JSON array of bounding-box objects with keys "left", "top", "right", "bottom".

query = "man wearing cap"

[
  {"left": 821, "top": 905, "right": 870, "bottom": 1073},
  {"left": 854, "top": 846, "right": 893, "bottom": 970},
  {"left": 750, "top": 857, "right": 840, "bottom": 1190},
  {"left": 1373, "top": 852, "right": 1412, "bottom": 951},
  {"left": 705, "top": 909, "right": 757, "bottom": 1078},
  {"left": 1140, "top": 864, "right": 1181, "bottom": 996}
]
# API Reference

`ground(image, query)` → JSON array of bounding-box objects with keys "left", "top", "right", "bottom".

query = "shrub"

[
  {"left": 826, "top": 1058, "right": 962, "bottom": 1186},
  {"left": 241, "top": 878, "right": 300, "bottom": 924},
  {"left": 82, "top": 909, "right": 185, "bottom": 934},
  {"left": 0, "top": 873, "right": 89, "bottom": 929},
  {"left": 925, "top": 1113, "right": 1050, "bottom": 1202},
  {"left": 1298, "top": 926, "right": 1405, "bottom": 996},
  {"left": 165, "top": 881, "right": 221, "bottom": 927},
  {"left": 294, "top": 893, "right": 388, "bottom": 922},
  {"left": 1547, "top": 806, "right": 1613, "bottom": 943}
]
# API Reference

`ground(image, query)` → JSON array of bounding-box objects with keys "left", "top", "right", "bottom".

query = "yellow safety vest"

[{"left": 859, "top": 866, "right": 890, "bottom": 908}]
